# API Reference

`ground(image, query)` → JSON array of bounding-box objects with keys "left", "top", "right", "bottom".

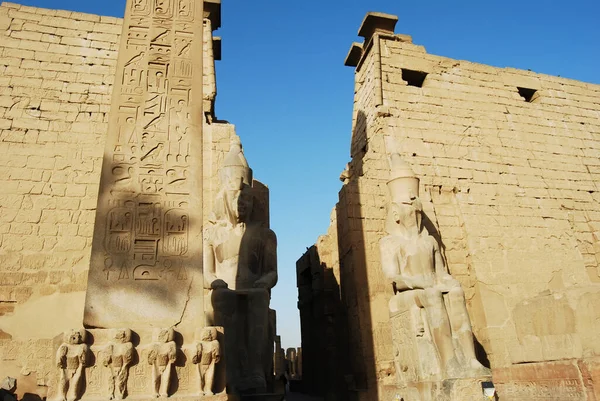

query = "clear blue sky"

[{"left": 13, "top": 0, "right": 600, "bottom": 349}]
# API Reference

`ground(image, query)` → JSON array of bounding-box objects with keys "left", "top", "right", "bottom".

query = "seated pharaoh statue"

[
  {"left": 203, "top": 139, "right": 277, "bottom": 394},
  {"left": 380, "top": 154, "right": 490, "bottom": 381}
]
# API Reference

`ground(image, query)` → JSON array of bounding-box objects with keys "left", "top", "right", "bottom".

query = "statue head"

[
  {"left": 156, "top": 328, "right": 174, "bottom": 343},
  {"left": 233, "top": 186, "right": 254, "bottom": 223},
  {"left": 219, "top": 138, "right": 252, "bottom": 191},
  {"left": 201, "top": 327, "right": 217, "bottom": 342},
  {"left": 113, "top": 328, "right": 132, "bottom": 343},
  {"left": 386, "top": 153, "right": 420, "bottom": 204},
  {"left": 385, "top": 154, "right": 423, "bottom": 236},
  {"left": 64, "top": 329, "right": 86, "bottom": 345},
  {"left": 389, "top": 197, "right": 423, "bottom": 235},
  {"left": 214, "top": 139, "right": 257, "bottom": 225}
]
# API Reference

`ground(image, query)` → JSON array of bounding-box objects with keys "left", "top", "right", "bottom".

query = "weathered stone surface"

[
  {"left": 192, "top": 327, "right": 221, "bottom": 396},
  {"left": 100, "top": 328, "right": 134, "bottom": 400},
  {"left": 83, "top": 0, "right": 206, "bottom": 329},
  {"left": 41, "top": 327, "right": 231, "bottom": 400},
  {"left": 203, "top": 142, "right": 278, "bottom": 395},
  {"left": 381, "top": 154, "right": 490, "bottom": 392},
  {"left": 0, "top": 3, "right": 123, "bottom": 350},
  {"left": 0, "top": 2, "right": 281, "bottom": 400},
  {"left": 298, "top": 10, "right": 600, "bottom": 401},
  {"left": 493, "top": 359, "right": 596, "bottom": 400},
  {"left": 55, "top": 329, "right": 88, "bottom": 401}
]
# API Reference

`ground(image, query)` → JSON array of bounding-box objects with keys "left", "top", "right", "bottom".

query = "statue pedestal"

[
  {"left": 389, "top": 306, "right": 491, "bottom": 401},
  {"left": 390, "top": 305, "right": 441, "bottom": 384},
  {"left": 210, "top": 289, "right": 271, "bottom": 395},
  {"left": 79, "top": 395, "right": 230, "bottom": 401},
  {"left": 382, "top": 377, "right": 491, "bottom": 401}
]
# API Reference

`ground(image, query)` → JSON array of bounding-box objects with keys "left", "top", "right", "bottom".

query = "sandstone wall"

[
  {"left": 0, "top": 2, "right": 120, "bottom": 391},
  {"left": 0, "top": 2, "right": 252, "bottom": 395},
  {"left": 0, "top": 1, "right": 121, "bottom": 333},
  {"left": 297, "top": 210, "right": 345, "bottom": 397},
  {"left": 377, "top": 35, "right": 600, "bottom": 368},
  {"left": 304, "top": 25, "right": 600, "bottom": 401}
]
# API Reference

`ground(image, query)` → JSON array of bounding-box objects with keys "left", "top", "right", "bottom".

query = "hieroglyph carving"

[
  {"left": 85, "top": 0, "right": 204, "bottom": 328},
  {"left": 56, "top": 330, "right": 88, "bottom": 401},
  {"left": 101, "top": 329, "right": 135, "bottom": 400},
  {"left": 379, "top": 154, "right": 489, "bottom": 382},
  {"left": 148, "top": 328, "right": 177, "bottom": 398},
  {"left": 500, "top": 380, "right": 582, "bottom": 400},
  {"left": 192, "top": 327, "right": 220, "bottom": 396}
]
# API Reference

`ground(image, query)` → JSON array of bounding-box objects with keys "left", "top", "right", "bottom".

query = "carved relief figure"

[
  {"left": 102, "top": 329, "right": 135, "bottom": 400},
  {"left": 379, "top": 154, "right": 489, "bottom": 380},
  {"left": 56, "top": 329, "right": 88, "bottom": 401},
  {"left": 204, "top": 138, "right": 277, "bottom": 393},
  {"left": 148, "top": 328, "right": 176, "bottom": 397},
  {"left": 192, "top": 327, "right": 220, "bottom": 395}
]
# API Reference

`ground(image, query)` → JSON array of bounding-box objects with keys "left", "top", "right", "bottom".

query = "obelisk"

[{"left": 84, "top": 0, "right": 205, "bottom": 329}]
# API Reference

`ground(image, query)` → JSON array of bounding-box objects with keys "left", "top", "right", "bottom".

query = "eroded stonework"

[
  {"left": 192, "top": 327, "right": 220, "bottom": 396},
  {"left": 55, "top": 329, "right": 88, "bottom": 401},
  {"left": 298, "top": 10, "right": 600, "bottom": 401},
  {"left": 103, "top": 329, "right": 134, "bottom": 400},
  {"left": 83, "top": 0, "right": 206, "bottom": 330},
  {"left": 0, "top": 1, "right": 284, "bottom": 399},
  {"left": 380, "top": 154, "right": 490, "bottom": 399},
  {"left": 203, "top": 141, "right": 278, "bottom": 394}
]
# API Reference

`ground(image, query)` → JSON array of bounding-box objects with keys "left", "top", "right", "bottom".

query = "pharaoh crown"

[
  {"left": 220, "top": 137, "right": 253, "bottom": 190},
  {"left": 387, "top": 153, "right": 420, "bottom": 203}
]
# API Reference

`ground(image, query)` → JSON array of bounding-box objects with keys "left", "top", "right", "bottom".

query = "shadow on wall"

[
  {"left": 297, "top": 246, "right": 349, "bottom": 401},
  {"left": 334, "top": 110, "right": 378, "bottom": 401},
  {"left": 204, "top": 161, "right": 278, "bottom": 395},
  {"left": 84, "top": 150, "right": 201, "bottom": 328},
  {"left": 21, "top": 394, "right": 43, "bottom": 401}
]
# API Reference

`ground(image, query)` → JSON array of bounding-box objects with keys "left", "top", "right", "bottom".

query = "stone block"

[
  {"left": 92, "top": 21, "right": 121, "bottom": 34},
  {"left": 1, "top": 2, "right": 21, "bottom": 10},
  {"left": 493, "top": 360, "right": 595, "bottom": 400},
  {"left": 60, "top": 36, "right": 90, "bottom": 47},
  {"left": 70, "top": 11, "right": 99, "bottom": 23},
  {"left": 8, "top": 26, "right": 34, "bottom": 42},
  {"left": 7, "top": 9, "right": 41, "bottom": 21}
]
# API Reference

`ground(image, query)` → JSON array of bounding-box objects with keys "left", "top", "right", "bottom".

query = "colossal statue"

[
  {"left": 379, "top": 154, "right": 489, "bottom": 380},
  {"left": 203, "top": 139, "right": 277, "bottom": 393}
]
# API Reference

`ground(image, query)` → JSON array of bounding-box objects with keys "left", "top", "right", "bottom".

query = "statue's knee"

[
  {"left": 423, "top": 288, "right": 443, "bottom": 307},
  {"left": 389, "top": 292, "right": 416, "bottom": 315},
  {"left": 448, "top": 286, "right": 465, "bottom": 302}
]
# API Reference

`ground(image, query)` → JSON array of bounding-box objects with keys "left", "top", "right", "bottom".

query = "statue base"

[
  {"left": 48, "top": 328, "right": 227, "bottom": 401},
  {"left": 381, "top": 376, "right": 492, "bottom": 401},
  {"left": 79, "top": 395, "right": 230, "bottom": 401},
  {"left": 237, "top": 394, "right": 284, "bottom": 401},
  {"left": 388, "top": 304, "right": 492, "bottom": 400},
  {"left": 493, "top": 357, "right": 600, "bottom": 400}
]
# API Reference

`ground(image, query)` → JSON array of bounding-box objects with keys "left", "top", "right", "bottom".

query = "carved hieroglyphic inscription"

[
  {"left": 85, "top": 0, "right": 204, "bottom": 329},
  {"left": 499, "top": 380, "right": 583, "bottom": 400},
  {"left": 390, "top": 311, "right": 418, "bottom": 384}
]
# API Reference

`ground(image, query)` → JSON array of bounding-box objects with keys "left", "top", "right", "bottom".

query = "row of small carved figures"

[{"left": 56, "top": 327, "right": 220, "bottom": 401}]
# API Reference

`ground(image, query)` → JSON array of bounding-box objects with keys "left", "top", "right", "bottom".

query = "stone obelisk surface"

[{"left": 84, "top": 0, "right": 205, "bottom": 329}]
